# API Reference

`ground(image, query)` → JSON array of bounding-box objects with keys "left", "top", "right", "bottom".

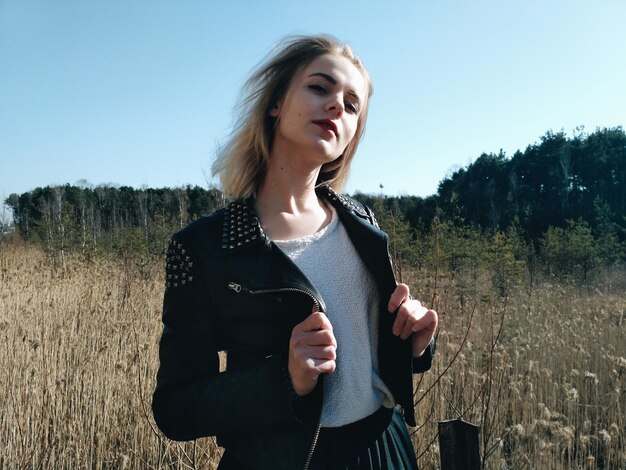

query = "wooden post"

[{"left": 438, "top": 419, "right": 480, "bottom": 470}]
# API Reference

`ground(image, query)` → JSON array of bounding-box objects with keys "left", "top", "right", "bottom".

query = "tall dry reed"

[
  {"left": 1, "top": 244, "right": 222, "bottom": 468},
  {"left": 411, "top": 268, "right": 626, "bottom": 469},
  {"left": 1, "top": 243, "right": 624, "bottom": 468}
]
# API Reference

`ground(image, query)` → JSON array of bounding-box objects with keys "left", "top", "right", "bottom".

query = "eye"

[
  {"left": 309, "top": 84, "right": 327, "bottom": 94},
  {"left": 345, "top": 100, "right": 358, "bottom": 114}
]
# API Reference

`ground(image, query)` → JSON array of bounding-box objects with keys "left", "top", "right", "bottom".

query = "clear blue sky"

[{"left": 1, "top": 1, "right": 625, "bottom": 206}]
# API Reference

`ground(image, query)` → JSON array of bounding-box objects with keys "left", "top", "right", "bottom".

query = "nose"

[{"left": 325, "top": 94, "right": 344, "bottom": 118}]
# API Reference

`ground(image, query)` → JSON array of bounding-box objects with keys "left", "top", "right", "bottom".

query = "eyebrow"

[
  {"left": 309, "top": 72, "right": 337, "bottom": 84},
  {"left": 308, "top": 72, "right": 362, "bottom": 106}
]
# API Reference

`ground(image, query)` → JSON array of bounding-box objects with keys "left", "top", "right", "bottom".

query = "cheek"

[{"left": 343, "top": 119, "right": 359, "bottom": 144}]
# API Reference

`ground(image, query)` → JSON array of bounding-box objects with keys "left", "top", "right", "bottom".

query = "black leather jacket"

[{"left": 152, "top": 185, "right": 435, "bottom": 470}]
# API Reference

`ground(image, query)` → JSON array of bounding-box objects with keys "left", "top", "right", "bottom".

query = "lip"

[{"left": 312, "top": 119, "right": 338, "bottom": 137}]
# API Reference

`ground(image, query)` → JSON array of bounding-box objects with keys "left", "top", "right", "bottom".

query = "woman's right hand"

[{"left": 288, "top": 310, "right": 337, "bottom": 396}]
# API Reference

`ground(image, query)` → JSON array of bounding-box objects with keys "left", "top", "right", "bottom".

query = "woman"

[{"left": 152, "top": 35, "right": 438, "bottom": 470}]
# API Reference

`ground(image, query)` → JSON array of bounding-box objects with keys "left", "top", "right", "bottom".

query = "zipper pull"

[{"left": 228, "top": 282, "right": 242, "bottom": 293}]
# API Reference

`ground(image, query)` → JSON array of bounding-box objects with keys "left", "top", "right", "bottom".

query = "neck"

[
  {"left": 254, "top": 150, "right": 332, "bottom": 240},
  {"left": 256, "top": 171, "right": 320, "bottom": 216},
  {"left": 256, "top": 148, "right": 323, "bottom": 215}
]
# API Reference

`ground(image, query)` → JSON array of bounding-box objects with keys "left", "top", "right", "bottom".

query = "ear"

[{"left": 269, "top": 99, "right": 283, "bottom": 118}]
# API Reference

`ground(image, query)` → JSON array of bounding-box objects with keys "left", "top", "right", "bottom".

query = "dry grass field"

[{"left": 1, "top": 242, "right": 624, "bottom": 469}]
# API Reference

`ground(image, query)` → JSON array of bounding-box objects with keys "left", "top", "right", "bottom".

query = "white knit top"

[{"left": 274, "top": 206, "right": 394, "bottom": 427}]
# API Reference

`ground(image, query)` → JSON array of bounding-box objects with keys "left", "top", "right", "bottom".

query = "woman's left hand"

[{"left": 388, "top": 283, "right": 438, "bottom": 357}]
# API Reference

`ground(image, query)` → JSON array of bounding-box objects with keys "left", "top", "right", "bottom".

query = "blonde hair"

[{"left": 212, "top": 34, "right": 373, "bottom": 199}]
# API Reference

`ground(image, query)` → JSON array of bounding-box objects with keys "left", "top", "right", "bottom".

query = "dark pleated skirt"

[
  {"left": 218, "top": 406, "right": 418, "bottom": 470},
  {"left": 309, "top": 406, "right": 419, "bottom": 470}
]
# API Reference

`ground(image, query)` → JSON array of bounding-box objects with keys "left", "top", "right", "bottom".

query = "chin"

[{"left": 314, "top": 153, "right": 341, "bottom": 167}]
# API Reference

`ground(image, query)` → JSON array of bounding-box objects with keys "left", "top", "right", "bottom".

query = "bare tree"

[{"left": 0, "top": 201, "right": 13, "bottom": 242}]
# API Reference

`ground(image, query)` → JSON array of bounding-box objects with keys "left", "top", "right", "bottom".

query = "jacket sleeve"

[
  {"left": 412, "top": 337, "right": 436, "bottom": 373},
  {"left": 152, "top": 234, "right": 320, "bottom": 441}
]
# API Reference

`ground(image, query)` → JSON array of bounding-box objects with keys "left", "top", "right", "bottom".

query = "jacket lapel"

[{"left": 215, "top": 185, "right": 397, "bottom": 314}]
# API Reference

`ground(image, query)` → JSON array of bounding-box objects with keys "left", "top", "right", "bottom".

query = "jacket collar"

[{"left": 220, "top": 184, "right": 371, "bottom": 253}]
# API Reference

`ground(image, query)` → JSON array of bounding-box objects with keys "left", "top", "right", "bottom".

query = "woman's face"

[{"left": 269, "top": 53, "right": 368, "bottom": 168}]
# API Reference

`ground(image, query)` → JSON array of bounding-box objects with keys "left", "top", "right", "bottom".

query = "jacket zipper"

[
  {"left": 302, "top": 377, "right": 323, "bottom": 470},
  {"left": 227, "top": 281, "right": 324, "bottom": 469},
  {"left": 227, "top": 282, "right": 322, "bottom": 312}
]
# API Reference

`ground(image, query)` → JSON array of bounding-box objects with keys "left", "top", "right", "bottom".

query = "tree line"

[
  {"left": 355, "top": 126, "right": 625, "bottom": 285},
  {"left": 4, "top": 185, "right": 224, "bottom": 263},
  {"left": 4, "top": 126, "right": 625, "bottom": 283}
]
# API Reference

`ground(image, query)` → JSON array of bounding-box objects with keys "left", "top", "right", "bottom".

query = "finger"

[
  {"left": 400, "top": 311, "right": 418, "bottom": 340},
  {"left": 411, "top": 311, "right": 437, "bottom": 357},
  {"left": 305, "top": 329, "right": 337, "bottom": 348},
  {"left": 294, "top": 345, "right": 336, "bottom": 362},
  {"left": 392, "top": 302, "right": 406, "bottom": 337},
  {"left": 308, "top": 344, "right": 337, "bottom": 361},
  {"left": 297, "top": 311, "right": 333, "bottom": 333},
  {"left": 313, "top": 358, "right": 336, "bottom": 375},
  {"left": 392, "top": 303, "right": 417, "bottom": 339},
  {"left": 393, "top": 301, "right": 429, "bottom": 339},
  {"left": 411, "top": 309, "right": 438, "bottom": 334},
  {"left": 388, "top": 283, "right": 410, "bottom": 313},
  {"left": 290, "top": 331, "right": 336, "bottom": 360}
]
